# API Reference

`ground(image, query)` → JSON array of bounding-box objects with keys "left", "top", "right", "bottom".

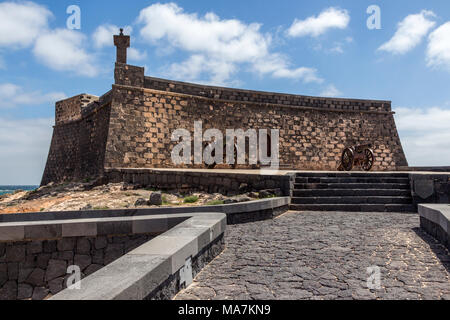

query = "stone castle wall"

[
  {"left": 102, "top": 80, "right": 407, "bottom": 171},
  {"left": 144, "top": 76, "right": 391, "bottom": 113},
  {"left": 41, "top": 94, "right": 112, "bottom": 185},
  {"left": 55, "top": 94, "right": 99, "bottom": 125},
  {"left": 41, "top": 63, "right": 408, "bottom": 185}
]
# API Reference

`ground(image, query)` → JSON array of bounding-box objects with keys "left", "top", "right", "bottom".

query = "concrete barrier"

[
  {"left": 50, "top": 212, "right": 226, "bottom": 300},
  {"left": 418, "top": 204, "right": 450, "bottom": 250},
  {"left": 0, "top": 197, "right": 290, "bottom": 225}
]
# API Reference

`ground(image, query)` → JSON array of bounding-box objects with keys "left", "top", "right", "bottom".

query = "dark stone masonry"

[
  {"left": 0, "top": 234, "right": 154, "bottom": 300},
  {"left": 41, "top": 32, "right": 408, "bottom": 186}
]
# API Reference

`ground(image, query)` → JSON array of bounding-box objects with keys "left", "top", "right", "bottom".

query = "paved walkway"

[{"left": 175, "top": 211, "right": 450, "bottom": 300}]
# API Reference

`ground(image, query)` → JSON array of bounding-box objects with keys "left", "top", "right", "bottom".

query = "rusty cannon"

[{"left": 338, "top": 143, "right": 375, "bottom": 171}]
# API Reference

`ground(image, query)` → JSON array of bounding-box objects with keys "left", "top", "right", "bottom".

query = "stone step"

[
  {"left": 289, "top": 204, "right": 416, "bottom": 213},
  {"left": 291, "top": 196, "right": 412, "bottom": 205},
  {"left": 294, "top": 183, "right": 411, "bottom": 190},
  {"left": 295, "top": 177, "right": 410, "bottom": 184},
  {"left": 294, "top": 172, "right": 409, "bottom": 178},
  {"left": 293, "top": 189, "right": 411, "bottom": 197}
]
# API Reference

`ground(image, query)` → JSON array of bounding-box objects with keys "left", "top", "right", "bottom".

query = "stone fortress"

[
  {"left": 41, "top": 30, "right": 408, "bottom": 186},
  {"left": 2, "top": 30, "right": 449, "bottom": 302}
]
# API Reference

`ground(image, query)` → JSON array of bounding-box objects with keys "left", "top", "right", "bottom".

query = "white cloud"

[
  {"left": 137, "top": 3, "right": 322, "bottom": 85},
  {"left": 0, "top": 83, "right": 66, "bottom": 108},
  {"left": 0, "top": 2, "right": 100, "bottom": 77},
  {"left": 426, "top": 22, "right": 450, "bottom": 71},
  {"left": 33, "top": 29, "right": 98, "bottom": 77},
  {"left": 138, "top": 3, "right": 269, "bottom": 63},
  {"left": 320, "top": 84, "right": 342, "bottom": 97},
  {"left": 254, "top": 53, "right": 323, "bottom": 83},
  {"left": 0, "top": 117, "right": 54, "bottom": 185},
  {"left": 92, "top": 24, "right": 133, "bottom": 48},
  {"left": 378, "top": 10, "right": 436, "bottom": 55},
  {"left": 395, "top": 107, "right": 450, "bottom": 166},
  {"left": 128, "top": 48, "right": 147, "bottom": 61},
  {"left": 0, "top": 1, "right": 52, "bottom": 48},
  {"left": 330, "top": 43, "right": 344, "bottom": 54},
  {"left": 167, "top": 54, "right": 237, "bottom": 85},
  {"left": 287, "top": 7, "right": 350, "bottom": 38}
]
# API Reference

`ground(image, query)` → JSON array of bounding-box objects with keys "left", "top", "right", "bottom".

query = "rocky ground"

[
  {"left": 175, "top": 211, "right": 450, "bottom": 300},
  {"left": 0, "top": 182, "right": 279, "bottom": 215}
]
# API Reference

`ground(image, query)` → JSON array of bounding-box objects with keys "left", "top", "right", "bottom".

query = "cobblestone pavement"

[{"left": 175, "top": 211, "right": 450, "bottom": 300}]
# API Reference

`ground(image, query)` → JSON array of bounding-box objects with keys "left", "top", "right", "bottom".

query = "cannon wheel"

[
  {"left": 362, "top": 149, "right": 374, "bottom": 171},
  {"left": 341, "top": 148, "right": 354, "bottom": 171}
]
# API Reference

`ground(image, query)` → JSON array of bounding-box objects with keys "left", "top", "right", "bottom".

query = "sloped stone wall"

[
  {"left": 144, "top": 76, "right": 392, "bottom": 113},
  {"left": 41, "top": 98, "right": 112, "bottom": 185}
]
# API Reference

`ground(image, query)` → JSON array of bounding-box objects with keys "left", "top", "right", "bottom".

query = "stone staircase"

[{"left": 290, "top": 172, "right": 415, "bottom": 212}]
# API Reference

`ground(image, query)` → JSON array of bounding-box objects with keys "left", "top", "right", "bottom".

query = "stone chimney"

[{"left": 113, "top": 28, "right": 130, "bottom": 64}]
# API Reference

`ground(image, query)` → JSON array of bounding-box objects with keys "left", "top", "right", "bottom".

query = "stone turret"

[
  {"left": 113, "top": 28, "right": 130, "bottom": 64},
  {"left": 113, "top": 29, "right": 144, "bottom": 87}
]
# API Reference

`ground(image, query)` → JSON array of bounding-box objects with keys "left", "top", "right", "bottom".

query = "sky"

[{"left": 0, "top": 0, "right": 450, "bottom": 185}]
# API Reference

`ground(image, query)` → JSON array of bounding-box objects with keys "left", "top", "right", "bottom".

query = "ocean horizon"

[{"left": 0, "top": 185, "right": 39, "bottom": 196}]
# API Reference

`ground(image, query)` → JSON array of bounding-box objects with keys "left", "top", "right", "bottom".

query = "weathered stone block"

[
  {"left": 76, "top": 238, "right": 91, "bottom": 255},
  {"left": 27, "top": 241, "right": 43, "bottom": 255},
  {"left": 36, "top": 253, "right": 52, "bottom": 269},
  {"left": 74, "top": 254, "right": 92, "bottom": 271},
  {"left": 18, "top": 283, "right": 33, "bottom": 300},
  {"left": 0, "top": 280, "right": 17, "bottom": 300},
  {"left": 32, "top": 287, "right": 49, "bottom": 300},
  {"left": 18, "top": 267, "right": 33, "bottom": 283},
  {"left": 0, "top": 263, "right": 7, "bottom": 286},
  {"left": 95, "top": 236, "right": 108, "bottom": 250},
  {"left": 57, "top": 251, "right": 74, "bottom": 262},
  {"left": 92, "top": 250, "right": 104, "bottom": 265},
  {"left": 150, "top": 192, "right": 163, "bottom": 205},
  {"left": 45, "top": 260, "right": 67, "bottom": 282},
  {"left": 57, "top": 238, "right": 76, "bottom": 252},
  {"left": 7, "top": 262, "right": 18, "bottom": 280},
  {"left": 6, "top": 245, "right": 26, "bottom": 263},
  {"left": 43, "top": 240, "right": 57, "bottom": 253},
  {"left": 48, "top": 277, "right": 64, "bottom": 295},
  {"left": 26, "top": 268, "right": 45, "bottom": 287}
]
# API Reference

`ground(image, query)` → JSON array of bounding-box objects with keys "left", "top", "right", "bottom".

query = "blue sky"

[{"left": 1, "top": 0, "right": 450, "bottom": 184}]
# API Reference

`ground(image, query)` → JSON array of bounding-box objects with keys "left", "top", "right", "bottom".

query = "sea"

[{"left": 0, "top": 185, "right": 39, "bottom": 196}]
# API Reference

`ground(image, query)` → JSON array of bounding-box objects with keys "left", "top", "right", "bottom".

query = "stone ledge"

[
  {"left": 0, "top": 197, "right": 290, "bottom": 226},
  {"left": 0, "top": 215, "right": 185, "bottom": 242},
  {"left": 418, "top": 204, "right": 450, "bottom": 250},
  {"left": 49, "top": 212, "right": 226, "bottom": 300}
]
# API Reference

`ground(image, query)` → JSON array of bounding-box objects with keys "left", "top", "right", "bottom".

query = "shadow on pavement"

[{"left": 413, "top": 227, "right": 450, "bottom": 273}]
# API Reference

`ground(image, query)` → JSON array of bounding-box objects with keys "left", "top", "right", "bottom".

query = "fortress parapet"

[{"left": 55, "top": 94, "right": 99, "bottom": 125}]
